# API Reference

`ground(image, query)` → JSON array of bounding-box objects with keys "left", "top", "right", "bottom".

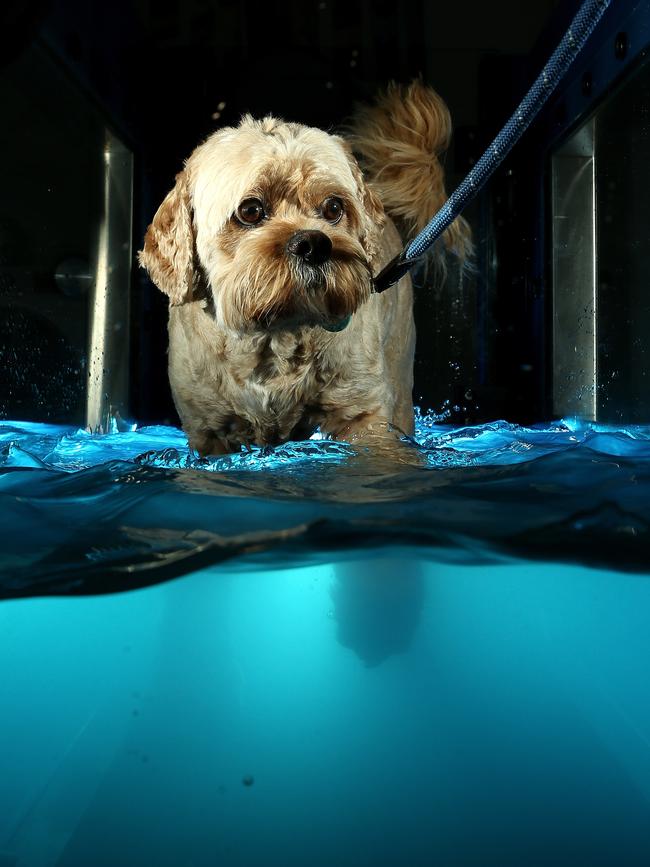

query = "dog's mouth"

[
  {"left": 245, "top": 255, "right": 370, "bottom": 333},
  {"left": 220, "top": 236, "right": 373, "bottom": 334},
  {"left": 293, "top": 261, "right": 329, "bottom": 291}
]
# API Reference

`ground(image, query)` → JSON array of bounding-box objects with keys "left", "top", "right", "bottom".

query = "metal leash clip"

[{"left": 372, "top": 251, "right": 422, "bottom": 294}]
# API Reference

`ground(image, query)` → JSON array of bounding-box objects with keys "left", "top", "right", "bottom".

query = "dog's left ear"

[
  {"left": 138, "top": 171, "right": 195, "bottom": 306},
  {"left": 340, "top": 142, "right": 386, "bottom": 264}
]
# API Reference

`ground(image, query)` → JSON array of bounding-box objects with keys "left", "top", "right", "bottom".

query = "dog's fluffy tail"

[{"left": 348, "top": 80, "right": 472, "bottom": 262}]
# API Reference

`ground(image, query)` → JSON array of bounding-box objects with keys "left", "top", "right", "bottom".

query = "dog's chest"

[{"left": 210, "top": 330, "right": 335, "bottom": 443}]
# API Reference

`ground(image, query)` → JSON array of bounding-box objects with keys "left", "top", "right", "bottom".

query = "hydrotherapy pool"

[{"left": 1, "top": 413, "right": 650, "bottom": 866}]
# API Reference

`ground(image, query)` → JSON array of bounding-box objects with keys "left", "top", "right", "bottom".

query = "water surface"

[{"left": 1, "top": 411, "right": 649, "bottom": 597}]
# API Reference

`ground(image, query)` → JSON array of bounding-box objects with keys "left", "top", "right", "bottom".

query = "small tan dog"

[{"left": 139, "top": 81, "right": 469, "bottom": 456}]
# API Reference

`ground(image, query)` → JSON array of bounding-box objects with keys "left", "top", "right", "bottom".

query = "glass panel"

[
  {"left": 552, "top": 119, "right": 597, "bottom": 419},
  {"left": 0, "top": 45, "right": 133, "bottom": 428},
  {"left": 595, "top": 58, "right": 650, "bottom": 424},
  {"left": 552, "top": 56, "right": 650, "bottom": 423}
]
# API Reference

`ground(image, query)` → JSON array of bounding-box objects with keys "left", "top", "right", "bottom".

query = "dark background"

[{"left": 1, "top": 0, "right": 576, "bottom": 426}]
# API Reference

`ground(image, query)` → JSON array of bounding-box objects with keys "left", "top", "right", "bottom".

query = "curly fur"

[
  {"left": 139, "top": 82, "right": 469, "bottom": 456},
  {"left": 347, "top": 79, "right": 472, "bottom": 261}
]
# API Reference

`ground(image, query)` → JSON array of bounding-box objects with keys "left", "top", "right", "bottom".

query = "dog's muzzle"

[{"left": 286, "top": 230, "right": 332, "bottom": 266}]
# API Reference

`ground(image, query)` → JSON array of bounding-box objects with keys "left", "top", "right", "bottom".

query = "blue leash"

[{"left": 373, "top": 0, "right": 612, "bottom": 293}]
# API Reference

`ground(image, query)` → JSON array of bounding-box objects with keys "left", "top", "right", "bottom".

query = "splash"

[{"left": 1, "top": 411, "right": 650, "bottom": 597}]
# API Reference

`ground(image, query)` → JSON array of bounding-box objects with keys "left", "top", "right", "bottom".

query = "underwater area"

[{"left": 1, "top": 413, "right": 650, "bottom": 866}]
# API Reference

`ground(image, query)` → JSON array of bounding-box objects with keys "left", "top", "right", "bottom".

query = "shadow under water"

[
  {"left": 1, "top": 412, "right": 650, "bottom": 599},
  {"left": 331, "top": 556, "right": 426, "bottom": 668}
]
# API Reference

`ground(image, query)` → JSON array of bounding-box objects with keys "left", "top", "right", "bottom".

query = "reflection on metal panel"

[
  {"left": 552, "top": 54, "right": 650, "bottom": 424},
  {"left": 0, "top": 45, "right": 133, "bottom": 428},
  {"left": 86, "top": 133, "right": 133, "bottom": 432},
  {"left": 552, "top": 119, "right": 597, "bottom": 419}
]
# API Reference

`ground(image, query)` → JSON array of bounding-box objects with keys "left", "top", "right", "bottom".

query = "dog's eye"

[
  {"left": 236, "top": 198, "right": 265, "bottom": 225},
  {"left": 321, "top": 197, "right": 344, "bottom": 224}
]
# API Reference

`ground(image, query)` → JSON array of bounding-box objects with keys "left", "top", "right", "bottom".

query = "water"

[
  {"left": 2, "top": 412, "right": 650, "bottom": 593},
  {"left": 1, "top": 414, "right": 650, "bottom": 865}
]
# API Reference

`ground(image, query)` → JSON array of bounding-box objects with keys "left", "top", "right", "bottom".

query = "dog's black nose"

[{"left": 286, "top": 230, "right": 332, "bottom": 265}]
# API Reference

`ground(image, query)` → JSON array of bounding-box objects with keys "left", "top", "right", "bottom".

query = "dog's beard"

[{"left": 212, "top": 224, "right": 372, "bottom": 333}]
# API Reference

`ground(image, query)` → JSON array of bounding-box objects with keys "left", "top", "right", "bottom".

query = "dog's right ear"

[{"left": 138, "top": 171, "right": 195, "bottom": 306}]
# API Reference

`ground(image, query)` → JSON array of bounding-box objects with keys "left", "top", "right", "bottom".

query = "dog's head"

[{"left": 139, "top": 116, "right": 385, "bottom": 332}]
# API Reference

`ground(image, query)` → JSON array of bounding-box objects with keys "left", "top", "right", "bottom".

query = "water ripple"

[{"left": 1, "top": 412, "right": 649, "bottom": 596}]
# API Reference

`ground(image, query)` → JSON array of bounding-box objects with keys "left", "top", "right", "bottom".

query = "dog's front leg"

[
  {"left": 330, "top": 412, "right": 424, "bottom": 465},
  {"left": 334, "top": 412, "right": 403, "bottom": 443},
  {"left": 188, "top": 430, "right": 234, "bottom": 458}
]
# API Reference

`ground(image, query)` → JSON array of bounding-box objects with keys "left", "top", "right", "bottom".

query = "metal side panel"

[{"left": 552, "top": 119, "right": 597, "bottom": 419}]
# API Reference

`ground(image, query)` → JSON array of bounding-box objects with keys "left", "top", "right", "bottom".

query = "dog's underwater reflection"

[{"left": 331, "top": 557, "right": 426, "bottom": 667}]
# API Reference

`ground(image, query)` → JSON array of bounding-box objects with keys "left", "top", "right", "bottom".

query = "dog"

[{"left": 139, "top": 80, "right": 470, "bottom": 457}]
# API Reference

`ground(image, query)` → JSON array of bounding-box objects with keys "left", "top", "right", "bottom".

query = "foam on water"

[{"left": 1, "top": 411, "right": 650, "bottom": 597}]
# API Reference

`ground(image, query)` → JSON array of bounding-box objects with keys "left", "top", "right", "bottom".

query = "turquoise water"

[
  {"left": 3, "top": 412, "right": 650, "bottom": 592},
  {"left": 1, "top": 415, "right": 650, "bottom": 865}
]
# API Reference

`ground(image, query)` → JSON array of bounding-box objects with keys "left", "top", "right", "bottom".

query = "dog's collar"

[
  {"left": 372, "top": 251, "right": 421, "bottom": 293},
  {"left": 322, "top": 315, "right": 351, "bottom": 333}
]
